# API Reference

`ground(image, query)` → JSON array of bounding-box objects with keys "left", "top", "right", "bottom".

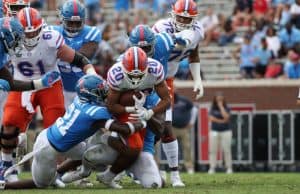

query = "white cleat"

[
  {"left": 74, "top": 178, "right": 94, "bottom": 187},
  {"left": 208, "top": 168, "right": 216, "bottom": 175},
  {"left": 226, "top": 168, "right": 233, "bottom": 174},
  {"left": 52, "top": 177, "right": 66, "bottom": 188},
  {"left": 96, "top": 172, "right": 123, "bottom": 189},
  {"left": 170, "top": 171, "right": 185, "bottom": 187},
  {"left": 62, "top": 170, "right": 89, "bottom": 184}
]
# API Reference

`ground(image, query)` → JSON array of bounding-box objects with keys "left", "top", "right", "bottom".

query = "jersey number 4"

[{"left": 18, "top": 60, "right": 45, "bottom": 77}]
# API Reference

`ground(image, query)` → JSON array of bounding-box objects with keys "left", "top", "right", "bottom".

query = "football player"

[
  {"left": 48, "top": 0, "right": 101, "bottom": 108},
  {"left": 0, "top": 8, "right": 97, "bottom": 181},
  {"left": 2, "top": 74, "right": 146, "bottom": 189},
  {"left": 151, "top": 0, "right": 205, "bottom": 186},
  {"left": 3, "top": 0, "right": 30, "bottom": 17}
]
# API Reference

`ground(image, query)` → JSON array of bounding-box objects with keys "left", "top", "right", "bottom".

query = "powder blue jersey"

[
  {"left": 47, "top": 96, "right": 111, "bottom": 152},
  {"left": 48, "top": 25, "right": 101, "bottom": 91},
  {"left": 152, "top": 32, "right": 174, "bottom": 76}
]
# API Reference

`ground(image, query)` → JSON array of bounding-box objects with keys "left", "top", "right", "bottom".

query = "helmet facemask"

[
  {"left": 123, "top": 67, "right": 147, "bottom": 88},
  {"left": 23, "top": 25, "right": 42, "bottom": 47},
  {"left": 171, "top": 12, "right": 196, "bottom": 31},
  {"left": 1, "top": 30, "right": 24, "bottom": 56},
  {"left": 62, "top": 16, "right": 84, "bottom": 37},
  {"left": 135, "top": 41, "right": 155, "bottom": 57},
  {"left": 7, "top": 3, "right": 28, "bottom": 16}
]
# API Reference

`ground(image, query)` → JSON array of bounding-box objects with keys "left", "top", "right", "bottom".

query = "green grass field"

[{"left": 3, "top": 172, "right": 300, "bottom": 194}]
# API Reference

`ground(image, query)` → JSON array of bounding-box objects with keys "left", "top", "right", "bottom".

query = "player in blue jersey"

[
  {"left": 2, "top": 74, "right": 146, "bottom": 189},
  {"left": 48, "top": 0, "right": 101, "bottom": 108}
]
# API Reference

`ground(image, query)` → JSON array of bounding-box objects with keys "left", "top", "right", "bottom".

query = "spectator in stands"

[
  {"left": 172, "top": 93, "right": 198, "bottom": 174},
  {"left": 290, "top": 0, "right": 300, "bottom": 28},
  {"left": 253, "top": 0, "right": 269, "bottom": 19},
  {"left": 284, "top": 50, "right": 300, "bottom": 79},
  {"left": 265, "top": 61, "right": 284, "bottom": 78},
  {"left": 85, "top": 0, "right": 105, "bottom": 25},
  {"left": 278, "top": 4, "right": 291, "bottom": 27},
  {"left": 278, "top": 22, "right": 300, "bottom": 55},
  {"left": 273, "top": 0, "right": 294, "bottom": 24},
  {"left": 208, "top": 92, "right": 232, "bottom": 174},
  {"left": 266, "top": 25, "right": 281, "bottom": 57},
  {"left": 94, "top": 23, "right": 115, "bottom": 79},
  {"left": 218, "top": 17, "right": 236, "bottom": 46},
  {"left": 253, "top": 38, "right": 273, "bottom": 78},
  {"left": 234, "top": 34, "right": 256, "bottom": 78},
  {"left": 114, "top": 0, "right": 131, "bottom": 21},
  {"left": 236, "top": 0, "right": 253, "bottom": 13},
  {"left": 251, "top": 19, "right": 267, "bottom": 49},
  {"left": 231, "top": 6, "right": 251, "bottom": 27},
  {"left": 200, "top": 7, "right": 220, "bottom": 46},
  {"left": 133, "top": 0, "right": 154, "bottom": 24}
]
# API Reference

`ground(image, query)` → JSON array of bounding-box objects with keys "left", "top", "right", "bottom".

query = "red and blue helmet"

[
  {"left": 75, "top": 74, "right": 108, "bottom": 105},
  {"left": 60, "top": 0, "right": 85, "bottom": 37},
  {"left": 129, "top": 25, "right": 156, "bottom": 57},
  {"left": 0, "top": 17, "right": 24, "bottom": 55}
]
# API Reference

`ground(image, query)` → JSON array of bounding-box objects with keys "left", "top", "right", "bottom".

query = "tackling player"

[
  {"left": 151, "top": 0, "right": 205, "bottom": 186},
  {"left": 0, "top": 8, "right": 97, "bottom": 181},
  {"left": 48, "top": 0, "right": 101, "bottom": 108},
  {"left": 2, "top": 74, "right": 146, "bottom": 189}
]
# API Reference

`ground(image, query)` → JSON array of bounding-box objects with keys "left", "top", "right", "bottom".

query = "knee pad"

[
  {"left": 0, "top": 126, "right": 19, "bottom": 149},
  {"left": 83, "top": 143, "right": 118, "bottom": 169}
]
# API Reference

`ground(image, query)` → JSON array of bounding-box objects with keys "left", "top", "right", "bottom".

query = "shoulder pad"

[
  {"left": 83, "top": 26, "right": 101, "bottom": 43},
  {"left": 156, "top": 32, "right": 174, "bottom": 53},
  {"left": 42, "top": 29, "right": 65, "bottom": 49},
  {"left": 147, "top": 58, "right": 164, "bottom": 81},
  {"left": 107, "top": 63, "right": 125, "bottom": 90},
  {"left": 152, "top": 19, "right": 176, "bottom": 34}
]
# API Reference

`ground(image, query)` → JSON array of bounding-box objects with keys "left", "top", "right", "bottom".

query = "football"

[{"left": 119, "top": 90, "right": 143, "bottom": 106}]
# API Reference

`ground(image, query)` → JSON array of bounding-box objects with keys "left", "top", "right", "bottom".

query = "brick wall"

[{"left": 175, "top": 80, "right": 300, "bottom": 110}]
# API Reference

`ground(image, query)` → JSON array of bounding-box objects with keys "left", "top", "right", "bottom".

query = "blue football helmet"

[
  {"left": 0, "top": 17, "right": 24, "bottom": 56},
  {"left": 60, "top": 0, "right": 85, "bottom": 37},
  {"left": 129, "top": 25, "right": 156, "bottom": 57},
  {"left": 75, "top": 74, "right": 108, "bottom": 105}
]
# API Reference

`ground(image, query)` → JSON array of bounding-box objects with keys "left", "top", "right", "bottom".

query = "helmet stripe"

[
  {"left": 139, "top": 25, "right": 145, "bottom": 41},
  {"left": 133, "top": 47, "right": 139, "bottom": 70},
  {"left": 25, "top": 7, "right": 31, "bottom": 27},
  {"left": 73, "top": 0, "right": 78, "bottom": 16},
  {"left": 184, "top": 0, "right": 189, "bottom": 12}
]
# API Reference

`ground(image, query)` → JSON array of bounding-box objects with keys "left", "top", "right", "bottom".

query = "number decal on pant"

[{"left": 17, "top": 60, "right": 45, "bottom": 77}]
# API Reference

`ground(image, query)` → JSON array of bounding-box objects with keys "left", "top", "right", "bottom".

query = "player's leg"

[
  {"left": 129, "top": 151, "right": 162, "bottom": 188},
  {"left": 220, "top": 130, "right": 233, "bottom": 174},
  {"left": 208, "top": 130, "right": 219, "bottom": 174},
  {"left": 1, "top": 92, "right": 33, "bottom": 181},
  {"left": 31, "top": 130, "right": 58, "bottom": 188},
  {"left": 161, "top": 77, "right": 184, "bottom": 187},
  {"left": 37, "top": 81, "right": 65, "bottom": 129}
]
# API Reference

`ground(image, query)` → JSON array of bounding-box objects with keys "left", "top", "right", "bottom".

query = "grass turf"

[{"left": 3, "top": 172, "right": 300, "bottom": 194}]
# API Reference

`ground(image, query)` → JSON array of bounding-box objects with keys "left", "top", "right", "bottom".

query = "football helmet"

[
  {"left": 171, "top": 0, "right": 198, "bottom": 31},
  {"left": 122, "top": 46, "right": 148, "bottom": 87},
  {"left": 60, "top": 0, "right": 85, "bottom": 37},
  {"left": 129, "top": 25, "right": 156, "bottom": 57},
  {"left": 3, "top": 0, "right": 30, "bottom": 17},
  {"left": 0, "top": 17, "right": 24, "bottom": 56},
  {"left": 75, "top": 74, "right": 108, "bottom": 105},
  {"left": 17, "top": 7, "right": 43, "bottom": 47}
]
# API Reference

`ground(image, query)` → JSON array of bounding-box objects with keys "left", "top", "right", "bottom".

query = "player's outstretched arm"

[
  {"left": 106, "top": 88, "right": 135, "bottom": 115},
  {"left": 57, "top": 44, "right": 97, "bottom": 75},
  {"left": 78, "top": 42, "right": 99, "bottom": 60},
  {"left": 189, "top": 45, "right": 204, "bottom": 99}
]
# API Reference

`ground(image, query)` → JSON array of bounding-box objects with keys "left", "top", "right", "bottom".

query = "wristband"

[
  {"left": 141, "top": 120, "right": 147, "bottom": 128},
  {"left": 32, "top": 79, "right": 43, "bottom": 90},
  {"left": 125, "top": 106, "right": 136, "bottom": 113},
  {"left": 126, "top": 122, "right": 135, "bottom": 134},
  {"left": 105, "top": 119, "right": 115, "bottom": 130}
]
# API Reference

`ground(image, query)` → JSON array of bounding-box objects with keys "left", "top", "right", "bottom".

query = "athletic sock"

[
  {"left": 1, "top": 152, "right": 12, "bottom": 162},
  {"left": 162, "top": 140, "right": 179, "bottom": 169}
]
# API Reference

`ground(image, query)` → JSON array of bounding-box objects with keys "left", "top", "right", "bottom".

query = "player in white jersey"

[
  {"left": 152, "top": 0, "right": 204, "bottom": 187},
  {"left": 0, "top": 8, "right": 97, "bottom": 182},
  {"left": 94, "top": 47, "right": 170, "bottom": 188}
]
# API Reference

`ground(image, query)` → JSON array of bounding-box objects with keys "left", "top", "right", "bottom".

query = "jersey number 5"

[{"left": 18, "top": 60, "right": 45, "bottom": 77}]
